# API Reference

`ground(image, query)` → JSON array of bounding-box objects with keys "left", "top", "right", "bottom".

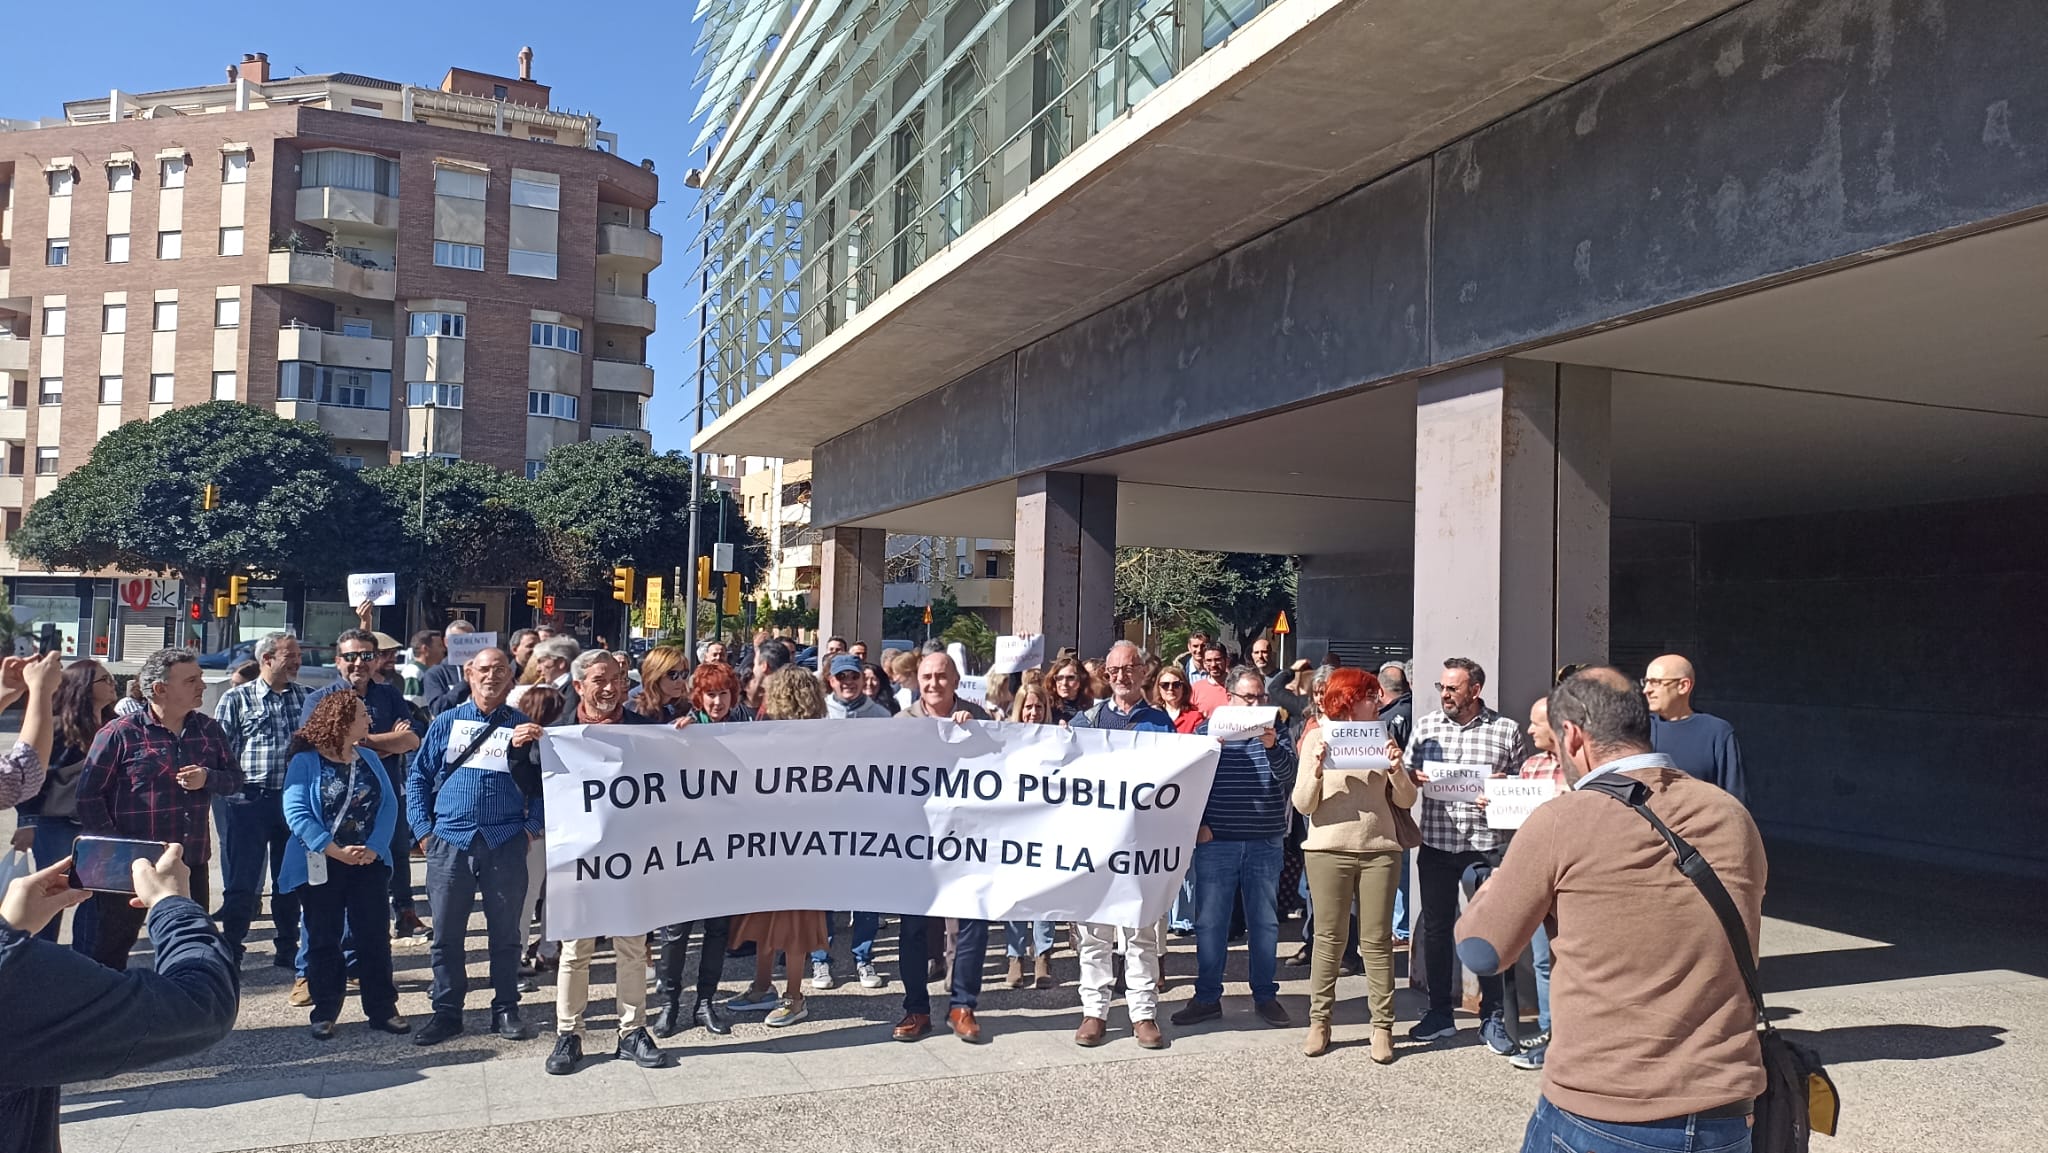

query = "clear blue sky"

[{"left": 0, "top": 1, "right": 709, "bottom": 453}]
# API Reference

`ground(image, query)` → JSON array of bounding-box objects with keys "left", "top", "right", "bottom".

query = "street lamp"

[{"left": 408, "top": 397, "right": 438, "bottom": 631}]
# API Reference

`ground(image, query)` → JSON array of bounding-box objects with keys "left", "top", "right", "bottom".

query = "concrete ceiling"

[
  {"left": 700, "top": 0, "right": 1750, "bottom": 457},
  {"left": 847, "top": 218, "right": 2048, "bottom": 551}
]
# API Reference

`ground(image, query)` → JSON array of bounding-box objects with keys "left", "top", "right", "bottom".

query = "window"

[
  {"left": 42, "top": 307, "right": 65, "bottom": 337},
  {"left": 527, "top": 390, "right": 578, "bottom": 421},
  {"left": 985, "top": 555, "right": 1000, "bottom": 578},
  {"left": 158, "top": 231, "right": 182, "bottom": 259},
  {"left": 589, "top": 390, "right": 641, "bottom": 429},
  {"left": 99, "top": 376, "right": 122, "bottom": 404},
  {"left": 529, "top": 322, "right": 581, "bottom": 352},
  {"left": 277, "top": 363, "right": 392, "bottom": 409},
  {"left": 525, "top": 460, "right": 544, "bottom": 480},
  {"left": 150, "top": 373, "right": 175, "bottom": 402},
  {"left": 218, "top": 227, "right": 244, "bottom": 257},
  {"left": 406, "top": 382, "right": 463, "bottom": 408},
  {"left": 214, "top": 298, "right": 240, "bottom": 328},
  {"left": 161, "top": 157, "right": 186, "bottom": 188},
  {"left": 509, "top": 178, "right": 560, "bottom": 210},
  {"left": 46, "top": 239, "right": 69, "bottom": 266},
  {"left": 222, "top": 153, "right": 248, "bottom": 184},
  {"left": 333, "top": 455, "right": 365, "bottom": 471},
  {"left": 300, "top": 150, "right": 399, "bottom": 197},
  {"left": 106, "top": 234, "right": 130, "bottom": 263},
  {"left": 108, "top": 165, "right": 134, "bottom": 193},
  {"left": 340, "top": 319, "right": 373, "bottom": 338},
  {"left": 508, "top": 250, "right": 557, "bottom": 279},
  {"left": 36, "top": 448, "right": 59, "bottom": 476},
  {"left": 433, "top": 168, "right": 487, "bottom": 200},
  {"left": 38, "top": 378, "right": 62, "bottom": 406},
  {"left": 102, "top": 304, "right": 126, "bottom": 333},
  {"left": 212, "top": 371, "right": 236, "bottom": 400},
  {"left": 959, "top": 557, "right": 972, "bottom": 578},
  {"left": 408, "top": 312, "right": 465, "bottom": 338},
  {"left": 493, "top": 84, "right": 509, "bottom": 100},
  {"left": 47, "top": 169, "right": 73, "bottom": 196},
  {"left": 153, "top": 301, "right": 177, "bottom": 331},
  {"left": 433, "top": 241, "right": 484, "bottom": 270}
]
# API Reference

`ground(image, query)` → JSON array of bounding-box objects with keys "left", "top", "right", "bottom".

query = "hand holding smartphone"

[{"left": 68, "top": 836, "right": 173, "bottom": 893}]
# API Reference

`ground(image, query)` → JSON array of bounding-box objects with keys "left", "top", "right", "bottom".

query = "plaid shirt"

[
  {"left": 75, "top": 709, "right": 244, "bottom": 864},
  {"left": 213, "top": 679, "right": 309, "bottom": 791},
  {"left": 1405, "top": 705, "right": 1525, "bottom": 853}
]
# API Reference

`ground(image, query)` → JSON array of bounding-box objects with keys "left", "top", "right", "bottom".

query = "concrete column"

[
  {"left": 1013, "top": 472, "right": 1117, "bottom": 658},
  {"left": 1411, "top": 358, "right": 1610, "bottom": 723},
  {"left": 818, "top": 526, "right": 885, "bottom": 648}
]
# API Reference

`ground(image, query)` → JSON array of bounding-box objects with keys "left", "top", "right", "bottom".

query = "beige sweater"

[{"left": 1290, "top": 721, "right": 1420, "bottom": 854}]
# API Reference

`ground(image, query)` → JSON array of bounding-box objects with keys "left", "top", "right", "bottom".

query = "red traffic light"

[
  {"left": 189, "top": 599, "right": 203, "bottom": 621},
  {"left": 542, "top": 594, "right": 556, "bottom": 616}
]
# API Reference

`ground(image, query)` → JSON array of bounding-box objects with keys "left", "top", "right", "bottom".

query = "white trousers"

[
  {"left": 1077, "top": 919, "right": 1165, "bottom": 1022},
  {"left": 556, "top": 932, "right": 650, "bottom": 1036}
]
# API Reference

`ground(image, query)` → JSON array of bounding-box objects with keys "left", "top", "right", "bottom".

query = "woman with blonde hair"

[
  {"left": 631, "top": 644, "right": 692, "bottom": 722},
  {"left": 1008, "top": 683, "right": 1053, "bottom": 724},
  {"left": 725, "top": 667, "right": 832, "bottom": 1026}
]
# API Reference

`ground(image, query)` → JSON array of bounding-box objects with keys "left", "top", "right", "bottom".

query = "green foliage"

[
  {"left": 884, "top": 587, "right": 960, "bottom": 641},
  {"left": 358, "top": 459, "right": 576, "bottom": 609},
  {"left": 1210, "top": 552, "right": 1299, "bottom": 652},
  {"left": 1114, "top": 546, "right": 1295, "bottom": 656},
  {"left": 940, "top": 608, "right": 998, "bottom": 666},
  {"left": 527, "top": 438, "right": 768, "bottom": 590}
]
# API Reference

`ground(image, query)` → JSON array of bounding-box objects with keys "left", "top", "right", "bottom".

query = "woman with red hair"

[
  {"left": 648, "top": 659, "right": 750, "bottom": 1037},
  {"left": 1292, "top": 667, "right": 1415, "bottom": 1062}
]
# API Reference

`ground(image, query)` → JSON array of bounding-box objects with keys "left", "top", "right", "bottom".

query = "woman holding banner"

[
  {"left": 1292, "top": 667, "right": 1415, "bottom": 1063},
  {"left": 629, "top": 645, "right": 693, "bottom": 723},
  {"left": 724, "top": 667, "right": 832, "bottom": 1026},
  {"left": 651, "top": 662, "right": 747, "bottom": 1036}
]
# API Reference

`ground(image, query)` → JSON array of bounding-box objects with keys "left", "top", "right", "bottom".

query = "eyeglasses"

[
  {"left": 1433, "top": 682, "right": 1469, "bottom": 693},
  {"left": 1105, "top": 665, "right": 1139, "bottom": 677},
  {"left": 1053, "top": 673, "right": 1080, "bottom": 683},
  {"left": 1232, "top": 691, "right": 1268, "bottom": 703},
  {"left": 1642, "top": 677, "right": 1685, "bottom": 687},
  {"left": 1157, "top": 681, "right": 1186, "bottom": 691},
  {"left": 337, "top": 651, "right": 378, "bottom": 664}
]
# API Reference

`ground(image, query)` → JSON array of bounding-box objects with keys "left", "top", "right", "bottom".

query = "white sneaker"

[
  {"left": 810, "top": 960, "right": 836, "bottom": 990},
  {"left": 857, "top": 962, "right": 885, "bottom": 989}
]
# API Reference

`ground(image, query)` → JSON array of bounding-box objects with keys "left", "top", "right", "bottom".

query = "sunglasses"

[
  {"left": 663, "top": 669, "right": 688, "bottom": 681},
  {"left": 337, "top": 651, "right": 378, "bottom": 663},
  {"left": 1157, "top": 680, "right": 1186, "bottom": 690}
]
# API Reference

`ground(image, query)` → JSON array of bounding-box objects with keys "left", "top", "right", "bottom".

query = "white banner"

[
  {"left": 1206, "top": 705, "right": 1279, "bottom": 742},
  {"left": 539, "top": 719, "right": 1221, "bottom": 940},
  {"left": 1420, "top": 761, "right": 1489, "bottom": 802}
]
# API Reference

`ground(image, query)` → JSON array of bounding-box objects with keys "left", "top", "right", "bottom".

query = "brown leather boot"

[
  {"left": 1370, "top": 1025, "right": 1395, "bottom": 1064},
  {"left": 948, "top": 1006, "right": 984, "bottom": 1043},
  {"left": 1073, "top": 1016, "right": 1108, "bottom": 1047},
  {"left": 891, "top": 1013, "right": 932, "bottom": 1042},
  {"left": 1034, "top": 953, "right": 1053, "bottom": 989},
  {"left": 1006, "top": 956, "right": 1026, "bottom": 988},
  {"left": 1303, "top": 1023, "right": 1332, "bottom": 1057}
]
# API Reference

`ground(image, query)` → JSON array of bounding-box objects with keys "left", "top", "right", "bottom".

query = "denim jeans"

[
  {"left": 1191, "top": 836, "right": 1283, "bottom": 1005},
  {"left": 899, "top": 915, "right": 987, "bottom": 1014},
  {"left": 301, "top": 860, "right": 398, "bottom": 1023},
  {"left": 384, "top": 759, "right": 418, "bottom": 917},
  {"left": 425, "top": 833, "right": 530, "bottom": 1019},
  {"left": 811, "top": 911, "right": 881, "bottom": 967},
  {"left": 1521, "top": 1097, "right": 1751, "bottom": 1153},
  {"left": 29, "top": 819, "right": 98, "bottom": 951},
  {"left": 217, "top": 787, "right": 302, "bottom": 961},
  {"left": 1530, "top": 924, "right": 1553, "bottom": 1032},
  {"left": 1419, "top": 844, "right": 1504, "bottom": 1018},
  {"left": 1004, "top": 919, "right": 1054, "bottom": 958}
]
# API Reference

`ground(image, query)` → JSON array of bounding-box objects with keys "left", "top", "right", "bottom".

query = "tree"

[
  {"left": 1210, "top": 552, "right": 1298, "bottom": 653},
  {"left": 885, "top": 587, "right": 960, "bottom": 642},
  {"left": 1115, "top": 547, "right": 1222, "bottom": 653},
  {"left": 10, "top": 402, "right": 376, "bottom": 584},
  {"left": 941, "top": 609, "right": 998, "bottom": 668},
  {"left": 358, "top": 460, "right": 577, "bottom": 613},
  {"left": 525, "top": 438, "right": 767, "bottom": 588}
]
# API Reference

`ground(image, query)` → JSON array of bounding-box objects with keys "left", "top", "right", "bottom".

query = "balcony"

[
  {"left": 0, "top": 340, "right": 25, "bottom": 373},
  {"left": 266, "top": 250, "right": 395, "bottom": 302},
  {"left": 596, "top": 223, "right": 662, "bottom": 270},
  {"left": 277, "top": 323, "right": 393, "bottom": 371},
  {"left": 296, "top": 185, "right": 399, "bottom": 233},
  {"left": 592, "top": 358, "right": 654, "bottom": 396},
  {"left": 590, "top": 424, "right": 652, "bottom": 448},
  {"left": 950, "top": 578, "right": 1014, "bottom": 610},
  {"left": 0, "top": 266, "right": 11, "bottom": 298},
  {"left": 0, "top": 408, "right": 26, "bottom": 440},
  {"left": 594, "top": 293, "right": 655, "bottom": 332},
  {"left": 276, "top": 398, "right": 390, "bottom": 443}
]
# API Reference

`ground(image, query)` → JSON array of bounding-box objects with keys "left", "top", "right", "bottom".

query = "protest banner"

[
  {"left": 1419, "top": 762, "right": 1489, "bottom": 802},
  {"left": 540, "top": 719, "right": 1221, "bottom": 940},
  {"left": 1484, "top": 777, "right": 1559, "bottom": 830},
  {"left": 1323, "top": 720, "right": 1391, "bottom": 771},
  {"left": 989, "top": 635, "right": 1045, "bottom": 675},
  {"left": 1206, "top": 705, "right": 1280, "bottom": 742},
  {"left": 446, "top": 631, "right": 498, "bottom": 666},
  {"left": 346, "top": 572, "right": 398, "bottom": 607}
]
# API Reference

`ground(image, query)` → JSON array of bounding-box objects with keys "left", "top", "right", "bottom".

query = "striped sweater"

[{"left": 1193, "top": 721, "right": 1297, "bottom": 840}]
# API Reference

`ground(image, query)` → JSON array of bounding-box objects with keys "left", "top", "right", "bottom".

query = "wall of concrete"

[{"left": 1296, "top": 546, "right": 1413, "bottom": 662}]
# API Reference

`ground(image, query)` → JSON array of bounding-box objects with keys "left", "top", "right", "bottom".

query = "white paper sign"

[
  {"left": 445, "top": 718, "right": 514, "bottom": 773},
  {"left": 956, "top": 674, "right": 989, "bottom": 707},
  {"left": 540, "top": 719, "right": 1223, "bottom": 939},
  {"left": 1484, "top": 778, "right": 1560, "bottom": 830},
  {"left": 989, "top": 635, "right": 1045, "bottom": 675},
  {"left": 1323, "top": 721, "right": 1391, "bottom": 771},
  {"left": 946, "top": 642, "right": 970, "bottom": 675},
  {"left": 446, "top": 631, "right": 499, "bottom": 667},
  {"left": 347, "top": 572, "right": 398, "bottom": 607},
  {"left": 1420, "top": 761, "right": 1490, "bottom": 802},
  {"left": 1206, "top": 705, "right": 1281, "bottom": 742}
]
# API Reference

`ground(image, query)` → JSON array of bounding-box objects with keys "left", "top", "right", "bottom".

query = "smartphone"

[{"left": 68, "top": 836, "right": 171, "bottom": 893}]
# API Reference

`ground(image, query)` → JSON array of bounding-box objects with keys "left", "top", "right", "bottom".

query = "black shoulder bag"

[
  {"left": 424, "top": 715, "right": 510, "bottom": 812},
  {"left": 1580, "top": 773, "right": 1840, "bottom": 1152}
]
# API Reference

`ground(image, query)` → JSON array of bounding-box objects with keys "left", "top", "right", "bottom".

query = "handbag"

[
  {"left": 1580, "top": 774, "right": 1840, "bottom": 1150},
  {"left": 1384, "top": 779, "right": 1423, "bottom": 849}
]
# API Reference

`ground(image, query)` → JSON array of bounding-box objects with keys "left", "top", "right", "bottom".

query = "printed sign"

[
  {"left": 1420, "top": 762, "right": 1490, "bottom": 802},
  {"left": 117, "top": 579, "right": 178, "bottom": 612},
  {"left": 347, "top": 572, "right": 399, "bottom": 607},
  {"left": 1206, "top": 705, "right": 1281, "bottom": 743},
  {"left": 1323, "top": 720, "right": 1391, "bottom": 771},
  {"left": 989, "top": 635, "right": 1045, "bottom": 675},
  {"left": 1484, "top": 778, "right": 1560, "bottom": 830},
  {"left": 445, "top": 718, "right": 514, "bottom": 774},
  {"left": 446, "top": 630, "right": 499, "bottom": 666},
  {"left": 956, "top": 675, "right": 990, "bottom": 708}
]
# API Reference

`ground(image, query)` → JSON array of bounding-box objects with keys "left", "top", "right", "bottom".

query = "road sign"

[{"left": 1272, "top": 611, "right": 1292, "bottom": 635}]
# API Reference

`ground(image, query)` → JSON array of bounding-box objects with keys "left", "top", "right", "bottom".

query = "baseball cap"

[{"left": 829, "top": 654, "right": 864, "bottom": 678}]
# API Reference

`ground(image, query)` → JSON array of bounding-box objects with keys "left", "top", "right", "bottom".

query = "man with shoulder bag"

[{"left": 1456, "top": 667, "right": 1837, "bottom": 1153}]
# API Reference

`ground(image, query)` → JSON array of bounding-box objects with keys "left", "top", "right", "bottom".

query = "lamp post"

[{"left": 409, "top": 397, "right": 437, "bottom": 632}]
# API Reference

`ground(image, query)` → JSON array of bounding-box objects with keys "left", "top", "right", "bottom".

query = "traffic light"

[
  {"left": 189, "top": 599, "right": 203, "bottom": 621},
  {"left": 212, "top": 592, "right": 232, "bottom": 619},
  {"left": 721, "top": 572, "right": 742, "bottom": 617},
  {"left": 696, "top": 555, "right": 711, "bottom": 599},
  {"left": 525, "top": 579, "right": 545, "bottom": 610},
  {"left": 611, "top": 566, "right": 635, "bottom": 604},
  {"left": 200, "top": 483, "right": 219, "bottom": 511},
  {"left": 226, "top": 575, "right": 248, "bottom": 606},
  {"left": 543, "top": 594, "right": 556, "bottom": 616}
]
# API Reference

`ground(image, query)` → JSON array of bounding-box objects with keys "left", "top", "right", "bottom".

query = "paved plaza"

[{"left": 35, "top": 839, "right": 2042, "bottom": 1153}]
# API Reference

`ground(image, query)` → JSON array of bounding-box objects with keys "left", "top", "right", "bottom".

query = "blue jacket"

[{"left": 278, "top": 748, "right": 400, "bottom": 893}]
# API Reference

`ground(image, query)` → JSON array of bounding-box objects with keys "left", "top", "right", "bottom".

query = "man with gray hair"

[
  {"left": 76, "top": 647, "right": 243, "bottom": 970},
  {"left": 528, "top": 636, "right": 582, "bottom": 712},
  {"left": 213, "top": 630, "right": 309, "bottom": 968}
]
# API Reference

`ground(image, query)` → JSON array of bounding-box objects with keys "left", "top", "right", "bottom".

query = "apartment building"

[{"left": 0, "top": 49, "right": 660, "bottom": 659}]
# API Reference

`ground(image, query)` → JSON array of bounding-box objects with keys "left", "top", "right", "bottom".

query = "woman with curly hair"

[
  {"left": 279, "top": 691, "right": 407, "bottom": 1040},
  {"left": 724, "top": 667, "right": 831, "bottom": 1026}
]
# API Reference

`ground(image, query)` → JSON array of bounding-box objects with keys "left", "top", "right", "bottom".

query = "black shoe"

[
  {"left": 413, "top": 1016, "right": 464, "bottom": 1046},
  {"left": 727, "top": 941, "right": 757, "bottom": 958},
  {"left": 1255, "top": 999, "right": 1292, "bottom": 1027},
  {"left": 493, "top": 1007, "right": 536, "bottom": 1041},
  {"left": 1285, "top": 946, "right": 1311, "bottom": 966},
  {"left": 273, "top": 950, "right": 297, "bottom": 969},
  {"left": 545, "top": 1033, "right": 583, "bottom": 1075},
  {"left": 1339, "top": 955, "right": 1364, "bottom": 977},
  {"left": 309, "top": 1020, "right": 336, "bottom": 1041},
  {"left": 1169, "top": 1000, "right": 1223, "bottom": 1027},
  {"left": 615, "top": 1027, "right": 667, "bottom": 1068},
  {"left": 367, "top": 1015, "right": 412, "bottom": 1035},
  {"left": 693, "top": 993, "right": 732, "bottom": 1036},
  {"left": 651, "top": 997, "right": 686, "bottom": 1039}
]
